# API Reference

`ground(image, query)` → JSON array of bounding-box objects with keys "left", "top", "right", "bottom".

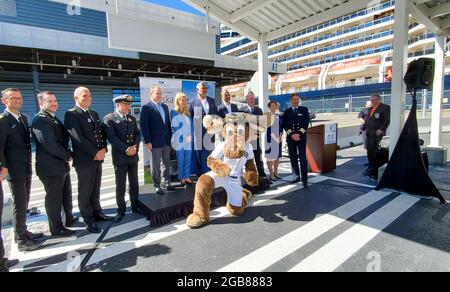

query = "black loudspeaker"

[{"left": 404, "top": 58, "right": 435, "bottom": 90}]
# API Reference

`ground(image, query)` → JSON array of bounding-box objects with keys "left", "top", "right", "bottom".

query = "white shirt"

[
  {"left": 224, "top": 103, "right": 232, "bottom": 115},
  {"left": 5, "top": 109, "right": 22, "bottom": 123},
  {"left": 199, "top": 97, "right": 210, "bottom": 114},
  {"left": 115, "top": 110, "right": 125, "bottom": 119},
  {"left": 211, "top": 142, "right": 254, "bottom": 177}
]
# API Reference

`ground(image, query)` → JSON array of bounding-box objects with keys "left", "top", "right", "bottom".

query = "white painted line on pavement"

[
  {"left": 218, "top": 190, "right": 392, "bottom": 272},
  {"left": 289, "top": 194, "right": 420, "bottom": 272}
]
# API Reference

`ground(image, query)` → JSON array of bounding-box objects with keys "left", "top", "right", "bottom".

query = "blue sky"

[{"left": 144, "top": 0, "right": 204, "bottom": 15}]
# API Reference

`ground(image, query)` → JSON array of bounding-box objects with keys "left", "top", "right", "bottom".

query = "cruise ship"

[{"left": 220, "top": 0, "right": 450, "bottom": 101}]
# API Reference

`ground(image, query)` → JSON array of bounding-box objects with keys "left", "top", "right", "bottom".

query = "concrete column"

[
  {"left": 426, "top": 34, "right": 447, "bottom": 166},
  {"left": 389, "top": 0, "right": 409, "bottom": 158},
  {"left": 258, "top": 33, "right": 269, "bottom": 110},
  {"left": 32, "top": 65, "right": 40, "bottom": 112}
]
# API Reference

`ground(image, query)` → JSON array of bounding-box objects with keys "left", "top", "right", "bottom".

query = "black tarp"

[{"left": 376, "top": 95, "right": 446, "bottom": 203}]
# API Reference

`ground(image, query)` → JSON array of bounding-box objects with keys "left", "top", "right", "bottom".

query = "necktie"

[{"left": 18, "top": 116, "right": 28, "bottom": 132}]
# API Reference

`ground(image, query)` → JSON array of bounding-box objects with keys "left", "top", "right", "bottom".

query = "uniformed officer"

[
  {"left": 0, "top": 88, "right": 43, "bottom": 252},
  {"left": 32, "top": 91, "right": 77, "bottom": 237},
  {"left": 104, "top": 95, "right": 141, "bottom": 223},
  {"left": 1, "top": 166, "right": 19, "bottom": 272},
  {"left": 283, "top": 93, "right": 310, "bottom": 187},
  {"left": 64, "top": 87, "right": 113, "bottom": 234}
]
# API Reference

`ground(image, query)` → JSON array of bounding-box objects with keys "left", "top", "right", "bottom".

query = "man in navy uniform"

[
  {"left": 0, "top": 88, "right": 43, "bottom": 252},
  {"left": 32, "top": 91, "right": 77, "bottom": 237},
  {"left": 217, "top": 90, "right": 239, "bottom": 118},
  {"left": 104, "top": 95, "right": 141, "bottom": 223},
  {"left": 283, "top": 93, "right": 310, "bottom": 187},
  {"left": 65, "top": 87, "right": 113, "bottom": 234},
  {"left": 1, "top": 166, "right": 19, "bottom": 272}
]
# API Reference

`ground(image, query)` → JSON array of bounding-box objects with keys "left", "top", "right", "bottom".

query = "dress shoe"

[
  {"left": 65, "top": 216, "right": 79, "bottom": 228},
  {"left": 155, "top": 188, "right": 165, "bottom": 195},
  {"left": 6, "top": 259, "right": 19, "bottom": 268},
  {"left": 0, "top": 259, "right": 8, "bottom": 273},
  {"left": 303, "top": 182, "right": 309, "bottom": 189},
  {"left": 274, "top": 175, "right": 283, "bottom": 180},
  {"left": 86, "top": 223, "right": 102, "bottom": 234},
  {"left": 51, "top": 228, "right": 76, "bottom": 237},
  {"left": 25, "top": 231, "right": 44, "bottom": 240},
  {"left": 18, "top": 239, "right": 42, "bottom": 252},
  {"left": 114, "top": 213, "right": 125, "bottom": 223},
  {"left": 94, "top": 212, "right": 114, "bottom": 221}
]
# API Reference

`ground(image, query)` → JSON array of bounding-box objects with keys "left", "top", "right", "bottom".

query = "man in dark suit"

[
  {"left": 189, "top": 82, "right": 218, "bottom": 176},
  {"left": 104, "top": 95, "right": 141, "bottom": 223},
  {"left": 217, "top": 90, "right": 239, "bottom": 119},
  {"left": 240, "top": 91, "right": 267, "bottom": 178},
  {"left": 1, "top": 167, "right": 19, "bottom": 272},
  {"left": 283, "top": 93, "right": 310, "bottom": 187},
  {"left": 32, "top": 92, "right": 76, "bottom": 237},
  {"left": 361, "top": 94, "right": 391, "bottom": 179},
  {"left": 64, "top": 87, "right": 113, "bottom": 234},
  {"left": 0, "top": 88, "right": 43, "bottom": 251},
  {"left": 140, "top": 86, "right": 172, "bottom": 195}
]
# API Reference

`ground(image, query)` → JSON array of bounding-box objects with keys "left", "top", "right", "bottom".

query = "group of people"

[
  {"left": 0, "top": 87, "right": 142, "bottom": 272},
  {"left": 0, "top": 81, "right": 312, "bottom": 272}
]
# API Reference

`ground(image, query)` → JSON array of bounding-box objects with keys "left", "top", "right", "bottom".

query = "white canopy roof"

[
  {"left": 410, "top": 0, "right": 450, "bottom": 36},
  {"left": 184, "top": 0, "right": 379, "bottom": 41},
  {"left": 184, "top": 0, "right": 450, "bottom": 41}
]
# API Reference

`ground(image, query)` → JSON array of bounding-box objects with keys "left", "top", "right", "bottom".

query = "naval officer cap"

[{"left": 113, "top": 95, "right": 132, "bottom": 104}]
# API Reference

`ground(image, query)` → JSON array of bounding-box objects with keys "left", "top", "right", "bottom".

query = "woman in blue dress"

[{"left": 171, "top": 93, "right": 193, "bottom": 185}]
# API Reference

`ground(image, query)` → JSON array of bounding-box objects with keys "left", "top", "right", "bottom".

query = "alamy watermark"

[
  {"left": 367, "top": 251, "right": 381, "bottom": 272},
  {"left": 67, "top": 0, "right": 81, "bottom": 16}
]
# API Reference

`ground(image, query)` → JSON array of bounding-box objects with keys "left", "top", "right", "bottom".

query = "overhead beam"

[
  {"left": 230, "top": 0, "right": 276, "bottom": 23},
  {"left": 410, "top": 2, "right": 450, "bottom": 36},
  {"left": 266, "top": 0, "right": 375, "bottom": 41},
  {"left": 428, "top": 2, "right": 450, "bottom": 18},
  {"left": 183, "top": 0, "right": 261, "bottom": 40}
]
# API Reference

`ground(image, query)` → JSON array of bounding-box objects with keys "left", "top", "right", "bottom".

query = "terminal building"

[{"left": 0, "top": 0, "right": 284, "bottom": 119}]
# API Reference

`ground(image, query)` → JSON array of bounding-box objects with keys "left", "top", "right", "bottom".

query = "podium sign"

[{"left": 306, "top": 124, "right": 338, "bottom": 174}]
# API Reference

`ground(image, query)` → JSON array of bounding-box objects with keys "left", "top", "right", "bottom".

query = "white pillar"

[
  {"left": 389, "top": 0, "right": 409, "bottom": 157},
  {"left": 258, "top": 33, "right": 269, "bottom": 110},
  {"left": 429, "top": 35, "right": 446, "bottom": 148}
]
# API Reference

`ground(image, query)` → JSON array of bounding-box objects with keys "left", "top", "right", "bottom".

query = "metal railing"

[{"left": 296, "top": 90, "right": 450, "bottom": 114}]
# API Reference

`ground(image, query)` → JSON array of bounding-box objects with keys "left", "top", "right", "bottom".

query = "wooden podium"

[{"left": 306, "top": 124, "right": 337, "bottom": 174}]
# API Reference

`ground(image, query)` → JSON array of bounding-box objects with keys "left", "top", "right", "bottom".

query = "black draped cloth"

[{"left": 376, "top": 98, "right": 446, "bottom": 203}]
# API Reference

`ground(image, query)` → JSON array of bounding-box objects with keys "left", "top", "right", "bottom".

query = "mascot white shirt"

[{"left": 205, "top": 142, "right": 254, "bottom": 207}]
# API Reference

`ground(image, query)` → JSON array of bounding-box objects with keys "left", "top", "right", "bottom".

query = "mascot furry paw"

[{"left": 187, "top": 114, "right": 269, "bottom": 229}]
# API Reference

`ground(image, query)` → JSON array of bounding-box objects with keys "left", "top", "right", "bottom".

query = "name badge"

[{"left": 375, "top": 113, "right": 380, "bottom": 119}]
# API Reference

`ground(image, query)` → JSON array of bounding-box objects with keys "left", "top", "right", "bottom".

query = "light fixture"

[
  {"left": 108, "top": 71, "right": 112, "bottom": 77},
  {"left": 72, "top": 59, "right": 77, "bottom": 67},
  {"left": 118, "top": 63, "right": 122, "bottom": 70},
  {"left": 100, "top": 75, "right": 104, "bottom": 81},
  {"left": 157, "top": 67, "right": 161, "bottom": 73},
  {"left": 67, "top": 68, "right": 72, "bottom": 75},
  {"left": 63, "top": 73, "right": 67, "bottom": 79}
]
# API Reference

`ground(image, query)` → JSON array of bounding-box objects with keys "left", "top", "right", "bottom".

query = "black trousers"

[
  {"left": 287, "top": 139, "right": 308, "bottom": 183},
  {"left": 367, "top": 135, "right": 383, "bottom": 176},
  {"left": 75, "top": 164, "right": 103, "bottom": 222},
  {"left": 115, "top": 162, "right": 139, "bottom": 215},
  {"left": 7, "top": 176, "right": 31, "bottom": 240},
  {"left": 253, "top": 140, "right": 266, "bottom": 177},
  {"left": 0, "top": 183, "right": 4, "bottom": 259},
  {"left": 40, "top": 173, "right": 74, "bottom": 233}
]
